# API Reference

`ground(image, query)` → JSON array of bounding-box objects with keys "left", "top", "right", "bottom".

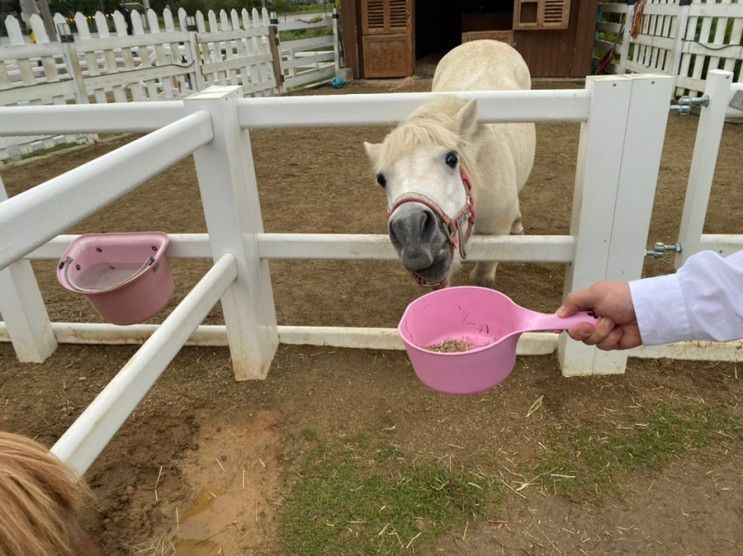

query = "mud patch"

[{"left": 164, "top": 411, "right": 283, "bottom": 554}]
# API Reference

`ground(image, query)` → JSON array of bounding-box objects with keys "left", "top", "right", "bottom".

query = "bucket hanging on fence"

[{"left": 57, "top": 232, "right": 175, "bottom": 325}]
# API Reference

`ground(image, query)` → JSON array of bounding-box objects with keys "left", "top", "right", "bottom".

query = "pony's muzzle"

[{"left": 389, "top": 204, "right": 439, "bottom": 272}]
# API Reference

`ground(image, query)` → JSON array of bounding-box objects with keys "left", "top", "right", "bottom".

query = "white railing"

[
  {"left": 0, "top": 75, "right": 741, "bottom": 474},
  {"left": 593, "top": 0, "right": 743, "bottom": 96}
]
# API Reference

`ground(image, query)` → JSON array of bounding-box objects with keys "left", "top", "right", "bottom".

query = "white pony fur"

[{"left": 364, "top": 40, "right": 536, "bottom": 286}]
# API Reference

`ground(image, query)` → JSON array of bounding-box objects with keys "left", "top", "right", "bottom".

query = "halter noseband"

[{"left": 388, "top": 166, "right": 477, "bottom": 288}]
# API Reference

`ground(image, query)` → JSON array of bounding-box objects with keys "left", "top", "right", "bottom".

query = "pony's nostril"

[{"left": 420, "top": 209, "right": 436, "bottom": 239}]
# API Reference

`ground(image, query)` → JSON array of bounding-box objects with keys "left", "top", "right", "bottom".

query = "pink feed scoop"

[{"left": 398, "top": 286, "right": 598, "bottom": 395}]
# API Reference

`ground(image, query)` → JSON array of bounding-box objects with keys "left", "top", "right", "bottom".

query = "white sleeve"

[{"left": 628, "top": 250, "right": 743, "bottom": 345}]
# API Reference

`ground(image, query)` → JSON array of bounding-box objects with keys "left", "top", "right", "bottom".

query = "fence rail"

[{"left": 593, "top": 0, "right": 743, "bottom": 96}]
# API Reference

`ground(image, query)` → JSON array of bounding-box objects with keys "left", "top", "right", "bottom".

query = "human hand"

[{"left": 556, "top": 281, "right": 642, "bottom": 350}]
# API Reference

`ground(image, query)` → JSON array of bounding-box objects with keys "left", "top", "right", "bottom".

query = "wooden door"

[{"left": 360, "top": 0, "right": 414, "bottom": 78}]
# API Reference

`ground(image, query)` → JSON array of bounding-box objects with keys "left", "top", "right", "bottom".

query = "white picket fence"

[
  {"left": 275, "top": 11, "right": 338, "bottom": 89},
  {"left": 593, "top": 0, "right": 743, "bottom": 95},
  {"left": 0, "top": 72, "right": 741, "bottom": 476},
  {"left": 0, "top": 7, "right": 339, "bottom": 161}
]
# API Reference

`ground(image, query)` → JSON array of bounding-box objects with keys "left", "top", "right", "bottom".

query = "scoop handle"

[{"left": 528, "top": 311, "right": 599, "bottom": 333}]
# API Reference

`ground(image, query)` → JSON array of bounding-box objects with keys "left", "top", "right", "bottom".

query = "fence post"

[
  {"left": 669, "top": 0, "right": 692, "bottom": 79},
  {"left": 0, "top": 177, "right": 57, "bottom": 362},
  {"left": 268, "top": 24, "right": 285, "bottom": 92},
  {"left": 60, "top": 38, "right": 88, "bottom": 105},
  {"left": 675, "top": 70, "right": 734, "bottom": 267},
  {"left": 617, "top": 0, "right": 636, "bottom": 74},
  {"left": 560, "top": 74, "right": 674, "bottom": 376},
  {"left": 185, "top": 86, "right": 279, "bottom": 380},
  {"left": 187, "top": 30, "right": 206, "bottom": 92},
  {"left": 558, "top": 75, "right": 633, "bottom": 376},
  {"left": 332, "top": 8, "right": 341, "bottom": 76}
]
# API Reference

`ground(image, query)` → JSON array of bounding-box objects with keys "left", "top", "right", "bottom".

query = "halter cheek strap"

[{"left": 387, "top": 166, "right": 477, "bottom": 287}]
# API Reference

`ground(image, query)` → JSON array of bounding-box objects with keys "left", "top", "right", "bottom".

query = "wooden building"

[{"left": 339, "top": 0, "right": 600, "bottom": 79}]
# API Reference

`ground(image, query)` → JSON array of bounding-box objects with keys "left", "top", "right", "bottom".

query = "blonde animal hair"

[
  {"left": 370, "top": 96, "right": 484, "bottom": 203},
  {"left": 0, "top": 431, "right": 87, "bottom": 556}
]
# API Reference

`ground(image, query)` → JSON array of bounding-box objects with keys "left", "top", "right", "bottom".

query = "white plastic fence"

[
  {"left": 0, "top": 73, "right": 741, "bottom": 475},
  {"left": 275, "top": 11, "right": 338, "bottom": 89},
  {"left": 594, "top": 0, "right": 743, "bottom": 96},
  {"left": 0, "top": 7, "right": 340, "bottom": 161}
]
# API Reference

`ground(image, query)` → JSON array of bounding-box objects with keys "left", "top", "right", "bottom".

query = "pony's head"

[
  {"left": 0, "top": 431, "right": 97, "bottom": 556},
  {"left": 364, "top": 98, "right": 479, "bottom": 288}
]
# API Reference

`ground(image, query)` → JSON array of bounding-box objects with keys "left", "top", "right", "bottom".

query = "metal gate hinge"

[
  {"left": 645, "top": 242, "right": 682, "bottom": 258},
  {"left": 670, "top": 95, "right": 709, "bottom": 115}
]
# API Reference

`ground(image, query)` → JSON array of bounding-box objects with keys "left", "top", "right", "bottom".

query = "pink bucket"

[
  {"left": 57, "top": 232, "right": 175, "bottom": 325},
  {"left": 398, "top": 287, "right": 598, "bottom": 395}
]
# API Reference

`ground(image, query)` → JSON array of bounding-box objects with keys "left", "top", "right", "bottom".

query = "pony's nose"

[{"left": 389, "top": 206, "right": 437, "bottom": 271}]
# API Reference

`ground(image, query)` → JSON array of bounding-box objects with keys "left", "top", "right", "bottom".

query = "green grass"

[
  {"left": 281, "top": 439, "right": 500, "bottom": 555},
  {"left": 20, "top": 141, "right": 81, "bottom": 161},
  {"left": 539, "top": 404, "right": 742, "bottom": 503},
  {"left": 279, "top": 25, "right": 332, "bottom": 42}
]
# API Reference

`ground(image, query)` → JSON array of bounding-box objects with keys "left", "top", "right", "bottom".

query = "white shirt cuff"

[{"left": 629, "top": 274, "right": 692, "bottom": 346}]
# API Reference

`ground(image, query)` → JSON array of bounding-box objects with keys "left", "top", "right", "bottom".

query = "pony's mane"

[
  {"left": 376, "top": 96, "right": 483, "bottom": 201},
  {"left": 0, "top": 431, "right": 85, "bottom": 556},
  {"left": 377, "top": 118, "right": 463, "bottom": 169}
]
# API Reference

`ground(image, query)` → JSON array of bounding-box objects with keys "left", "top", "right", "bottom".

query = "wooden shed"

[{"left": 339, "top": 0, "right": 600, "bottom": 79}]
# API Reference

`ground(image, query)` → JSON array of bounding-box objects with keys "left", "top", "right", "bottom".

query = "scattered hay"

[{"left": 426, "top": 339, "right": 471, "bottom": 353}]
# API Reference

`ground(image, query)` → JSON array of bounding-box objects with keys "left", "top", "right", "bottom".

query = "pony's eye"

[
  {"left": 445, "top": 151, "right": 459, "bottom": 168},
  {"left": 376, "top": 173, "right": 386, "bottom": 188}
]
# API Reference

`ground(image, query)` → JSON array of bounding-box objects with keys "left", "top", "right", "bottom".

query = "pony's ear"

[
  {"left": 453, "top": 99, "right": 479, "bottom": 139},
  {"left": 364, "top": 141, "right": 382, "bottom": 167}
]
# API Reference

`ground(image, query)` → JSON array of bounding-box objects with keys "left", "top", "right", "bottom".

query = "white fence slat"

[
  {"left": 706, "top": 0, "right": 732, "bottom": 75},
  {"left": 113, "top": 10, "right": 145, "bottom": 101},
  {"left": 164, "top": 8, "right": 175, "bottom": 31},
  {"left": 29, "top": 14, "right": 49, "bottom": 43},
  {"left": 0, "top": 177, "right": 57, "bottom": 362},
  {"left": 595, "top": 74, "right": 676, "bottom": 374},
  {"left": 178, "top": 7, "right": 188, "bottom": 32},
  {"left": 185, "top": 87, "right": 279, "bottom": 381},
  {"left": 95, "top": 11, "right": 128, "bottom": 103},
  {"left": 195, "top": 11, "right": 206, "bottom": 33},
  {"left": 676, "top": 70, "right": 734, "bottom": 266},
  {"left": 558, "top": 76, "right": 634, "bottom": 376},
  {"left": 6, "top": 15, "right": 25, "bottom": 45}
]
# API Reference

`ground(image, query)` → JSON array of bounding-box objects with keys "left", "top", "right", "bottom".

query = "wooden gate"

[{"left": 360, "top": 0, "right": 414, "bottom": 78}]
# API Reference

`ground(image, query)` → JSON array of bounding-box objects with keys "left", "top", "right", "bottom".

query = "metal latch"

[
  {"left": 645, "top": 242, "right": 682, "bottom": 258},
  {"left": 670, "top": 95, "right": 709, "bottom": 115}
]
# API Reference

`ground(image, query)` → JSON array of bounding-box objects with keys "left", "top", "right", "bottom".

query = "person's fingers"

[
  {"left": 583, "top": 317, "right": 615, "bottom": 346},
  {"left": 597, "top": 326, "right": 623, "bottom": 350},
  {"left": 618, "top": 325, "right": 643, "bottom": 350},
  {"left": 567, "top": 323, "right": 594, "bottom": 341},
  {"left": 557, "top": 288, "right": 598, "bottom": 317}
]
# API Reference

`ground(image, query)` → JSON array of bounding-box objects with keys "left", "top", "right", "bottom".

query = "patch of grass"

[
  {"left": 20, "top": 141, "right": 80, "bottom": 161},
  {"left": 281, "top": 441, "right": 500, "bottom": 554},
  {"left": 539, "top": 404, "right": 742, "bottom": 503},
  {"left": 279, "top": 25, "right": 332, "bottom": 42}
]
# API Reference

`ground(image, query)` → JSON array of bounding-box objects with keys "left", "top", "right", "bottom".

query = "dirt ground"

[{"left": 0, "top": 78, "right": 741, "bottom": 555}]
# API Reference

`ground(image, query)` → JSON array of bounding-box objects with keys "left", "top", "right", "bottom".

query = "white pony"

[{"left": 364, "top": 40, "right": 536, "bottom": 288}]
